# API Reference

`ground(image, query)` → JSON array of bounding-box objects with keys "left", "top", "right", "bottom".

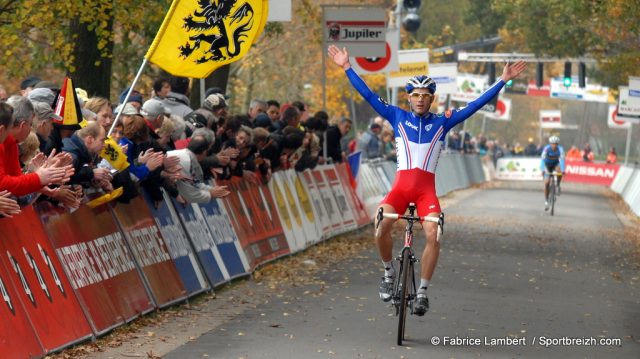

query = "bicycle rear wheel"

[{"left": 397, "top": 248, "right": 412, "bottom": 346}]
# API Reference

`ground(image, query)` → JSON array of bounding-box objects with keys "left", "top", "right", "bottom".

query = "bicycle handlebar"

[
  {"left": 380, "top": 213, "right": 440, "bottom": 223},
  {"left": 375, "top": 209, "right": 444, "bottom": 242}
]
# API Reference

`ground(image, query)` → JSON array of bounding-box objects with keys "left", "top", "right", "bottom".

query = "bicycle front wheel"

[{"left": 397, "top": 248, "right": 412, "bottom": 346}]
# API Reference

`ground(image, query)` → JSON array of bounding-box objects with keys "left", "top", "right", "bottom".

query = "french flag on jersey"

[{"left": 347, "top": 151, "right": 363, "bottom": 198}]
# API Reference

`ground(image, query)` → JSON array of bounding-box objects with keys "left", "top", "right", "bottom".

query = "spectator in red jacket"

[
  {"left": 1, "top": 97, "right": 72, "bottom": 197},
  {"left": 0, "top": 103, "right": 20, "bottom": 217}
]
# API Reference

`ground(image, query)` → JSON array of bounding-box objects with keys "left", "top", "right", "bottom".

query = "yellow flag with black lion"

[{"left": 146, "top": 0, "right": 269, "bottom": 78}]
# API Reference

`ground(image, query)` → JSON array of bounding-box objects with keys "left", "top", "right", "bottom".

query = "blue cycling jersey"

[
  {"left": 540, "top": 144, "right": 566, "bottom": 172},
  {"left": 345, "top": 68, "right": 505, "bottom": 174}
]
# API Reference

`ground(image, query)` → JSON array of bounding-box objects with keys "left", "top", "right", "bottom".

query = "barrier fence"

[
  {"left": 1, "top": 156, "right": 487, "bottom": 358},
  {"left": 610, "top": 165, "right": 640, "bottom": 216}
]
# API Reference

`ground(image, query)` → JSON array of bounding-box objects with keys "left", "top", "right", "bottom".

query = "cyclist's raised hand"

[
  {"left": 328, "top": 45, "right": 351, "bottom": 70},
  {"left": 501, "top": 60, "right": 527, "bottom": 82}
]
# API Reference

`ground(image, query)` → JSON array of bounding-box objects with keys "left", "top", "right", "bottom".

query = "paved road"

[{"left": 165, "top": 182, "right": 640, "bottom": 359}]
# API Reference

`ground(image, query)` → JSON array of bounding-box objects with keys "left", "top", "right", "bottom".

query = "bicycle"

[
  {"left": 546, "top": 171, "right": 562, "bottom": 216},
  {"left": 376, "top": 203, "right": 444, "bottom": 346}
]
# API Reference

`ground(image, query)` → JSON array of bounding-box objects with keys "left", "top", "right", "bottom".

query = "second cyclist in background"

[{"left": 540, "top": 135, "right": 565, "bottom": 211}]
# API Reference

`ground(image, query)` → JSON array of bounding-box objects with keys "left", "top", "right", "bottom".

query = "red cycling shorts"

[{"left": 380, "top": 168, "right": 441, "bottom": 217}]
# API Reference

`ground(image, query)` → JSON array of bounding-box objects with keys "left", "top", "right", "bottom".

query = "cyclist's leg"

[
  {"left": 543, "top": 164, "right": 553, "bottom": 201},
  {"left": 376, "top": 190, "right": 407, "bottom": 302},
  {"left": 555, "top": 164, "right": 563, "bottom": 191},
  {"left": 375, "top": 203, "right": 398, "bottom": 263},
  {"left": 544, "top": 175, "right": 550, "bottom": 200},
  {"left": 414, "top": 195, "right": 441, "bottom": 315},
  {"left": 419, "top": 215, "right": 440, "bottom": 283}
]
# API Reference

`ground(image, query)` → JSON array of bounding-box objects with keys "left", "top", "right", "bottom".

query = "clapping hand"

[{"left": 0, "top": 191, "right": 20, "bottom": 218}]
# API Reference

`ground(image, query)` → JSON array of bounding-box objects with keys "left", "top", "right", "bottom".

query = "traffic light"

[
  {"left": 402, "top": 0, "right": 421, "bottom": 33},
  {"left": 488, "top": 63, "right": 496, "bottom": 84},
  {"left": 578, "top": 62, "right": 586, "bottom": 88},
  {"left": 536, "top": 62, "right": 544, "bottom": 88},
  {"left": 563, "top": 61, "right": 572, "bottom": 87}
]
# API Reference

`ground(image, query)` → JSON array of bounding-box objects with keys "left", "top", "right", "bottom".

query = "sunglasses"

[{"left": 409, "top": 92, "right": 433, "bottom": 100}]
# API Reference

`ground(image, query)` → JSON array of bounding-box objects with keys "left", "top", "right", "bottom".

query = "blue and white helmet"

[
  {"left": 549, "top": 135, "right": 560, "bottom": 144},
  {"left": 406, "top": 75, "right": 436, "bottom": 94}
]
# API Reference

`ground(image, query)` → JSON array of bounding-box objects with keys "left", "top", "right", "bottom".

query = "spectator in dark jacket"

[
  {"left": 325, "top": 117, "right": 352, "bottom": 163},
  {"left": 62, "top": 121, "right": 112, "bottom": 191}
]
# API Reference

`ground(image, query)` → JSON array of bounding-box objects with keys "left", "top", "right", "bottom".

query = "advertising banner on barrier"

[
  {"left": 269, "top": 171, "right": 307, "bottom": 252},
  {"left": 168, "top": 197, "right": 230, "bottom": 287},
  {"left": 321, "top": 165, "right": 357, "bottom": 233},
  {"left": 371, "top": 162, "right": 393, "bottom": 191},
  {"left": 496, "top": 158, "right": 620, "bottom": 185},
  {"left": 0, "top": 206, "right": 92, "bottom": 351},
  {"left": 564, "top": 162, "right": 620, "bottom": 186},
  {"left": 0, "top": 247, "right": 44, "bottom": 359},
  {"left": 311, "top": 167, "right": 345, "bottom": 236},
  {"left": 143, "top": 190, "right": 209, "bottom": 296},
  {"left": 287, "top": 170, "right": 323, "bottom": 244},
  {"left": 219, "top": 177, "right": 290, "bottom": 270},
  {"left": 111, "top": 197, "right": 188, "bottom": 307},
  {"left": 300, "top": 170, "right": 331, "bottom": 240},
  {"left": 379, "top": 161, "right": 397, "bottom": 187},
  {"left": 36, "top": 202, "right": 153, "bottom": 334},
  {"left": 198, "top": 189, "right": 250, "bottom": 279},
  {"left": 495, "top": 157, "right": 542, "bottom": 180},
  {"left": 334, "top": 163, "right": 370, "bottom": 226},
  {"left": 359, "top": 163, "right": 387, "bottom": 216}
]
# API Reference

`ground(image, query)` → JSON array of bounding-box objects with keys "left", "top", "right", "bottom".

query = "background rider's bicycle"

[{"left": 376, "top": 204, "right": 444, "bottom": 346}]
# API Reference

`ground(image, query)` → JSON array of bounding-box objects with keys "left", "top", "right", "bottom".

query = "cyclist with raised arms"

[
  {"left": 328, "top": 44, "right": 526, "bottom": 316},
  {"left": 540, "top": 135, "right": 565, "bottom": 210}
]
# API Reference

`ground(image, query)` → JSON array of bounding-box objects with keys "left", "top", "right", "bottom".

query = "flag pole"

[{"left": 108, "top": 58, "right": 149, "bottom": 137}]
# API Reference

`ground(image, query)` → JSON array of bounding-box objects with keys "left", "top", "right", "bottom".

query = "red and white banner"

[
  {"left": 564, "top": 162, "right": 620, "bottom": 186},
  {"left": 0, "top": 206, "right": 93, "bottom": 351},
  {"left": 527, "top": 80, "right": 551, "bottom": 97},
  {"left": 110, "top": 197, "right": 188, "bottom": 307},
  {"left": 321, "top": 165, "right": 357, "bottom": 233},
  {"left": 334, "top": 163, "right": 370, "bottom": 226},
  {"left": 218, "top": 178, "right": 290, "bottom": 270},
  {"left": 540, "top": 110, "right": 562, "bottom": 128},
  {"left": 0, "top": 250, "right": 44, "bottom": 358},
  {"left": 36, "top": 202, "right": 153, "bottom": 334},
  {"left": 496, "top": 158, "right": 620, "bottom": 186}
]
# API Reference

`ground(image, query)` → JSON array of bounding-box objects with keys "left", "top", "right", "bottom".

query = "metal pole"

[
  {"left": 391, "top": 0, "right": 402, "bottom": 107},
  {"left": 349, "top": 86, "right": 358, "bottom": 133},
  {"left": 200, "top": 78, "right": 206, "bottom": 108},
  {"left": 322, "top": 6, "right": 327, "bottom": 111},
  {"left": 624, "top": 123, "right": 633, "bottom": 166},
  {"left": 481, "top": 115, "right": 487, "bottom": 134},
  {"left": 108, "top": 58, "right": 148, "bottom": 137}
]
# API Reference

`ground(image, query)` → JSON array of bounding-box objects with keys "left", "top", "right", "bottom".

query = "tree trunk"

[
  {"left": 69, "top": 18, "right": 114, "bottom": 99},
  {"left": 190, "top": 64, "right": 231, "bottom": 109}
]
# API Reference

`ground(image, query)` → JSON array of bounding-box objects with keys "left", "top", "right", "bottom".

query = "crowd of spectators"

[{"left": 0, "top": 75, "right": 358, "bottom": 217}]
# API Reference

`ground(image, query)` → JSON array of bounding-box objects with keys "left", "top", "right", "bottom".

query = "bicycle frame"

[{"left": 376, "top": 203, "right": 444, "bottom": 346}]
